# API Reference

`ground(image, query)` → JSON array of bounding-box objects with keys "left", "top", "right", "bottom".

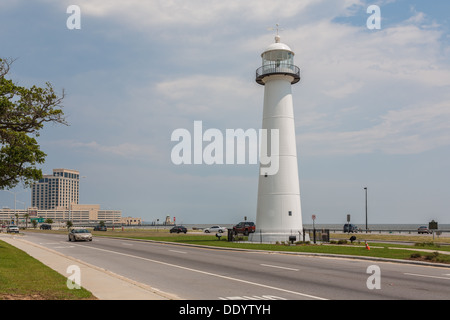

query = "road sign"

[
  {"left": 312, "top": 215, "right": 316, "bottom": 221},
  {"left": 429, "top": 220, "right": 438, "bottom": 230}
]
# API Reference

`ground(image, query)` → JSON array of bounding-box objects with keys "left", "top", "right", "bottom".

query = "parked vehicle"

[
  {"left": 232, "top": 222, "right": 255, "bottom": 236},
  {"left": 204, "top": 226, "right": 227, "bottom": 233},
  {"left": 40, "top": 224, "right": 52, "bottom": 230},
  {"left": 343, "top": 224, "right": 359, "bottom": 233},
  {"left": 93, "top": 225, "right": 107, "bottom": 231},
  {"left": 6, "top": 225, "right": 19, "bottom": 233},
  {"left": 418, "top": 226, "right": 431, "bottom": 234},
  {"left": 68, "top": 228, "right": 93, "bottom": 241},
  {"left": 170, "top": 226, "right": 187, "bottom": 234}
]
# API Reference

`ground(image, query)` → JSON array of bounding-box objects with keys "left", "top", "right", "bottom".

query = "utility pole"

[{"left": 364, "top": 187, "right": 368, "bottom": 233}]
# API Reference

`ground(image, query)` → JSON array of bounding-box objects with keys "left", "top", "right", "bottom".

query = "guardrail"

[{"left": 330, "top": 229, "right": 450, "bottom": 234}]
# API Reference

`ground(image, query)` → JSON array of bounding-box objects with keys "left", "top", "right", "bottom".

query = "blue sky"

[{"left": 1, "top": 0, "right": 449, "bottom": 225}]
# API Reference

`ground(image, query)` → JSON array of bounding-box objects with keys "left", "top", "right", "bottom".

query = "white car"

[
  {"left": 68, "top": 228, "right": 93, "bottom": 241},
  {"left": 204, "top": 226, "right": 227, "bottom": 233},
  {"left": 6, "top": 225, "right": 19, "bottom": 233}
]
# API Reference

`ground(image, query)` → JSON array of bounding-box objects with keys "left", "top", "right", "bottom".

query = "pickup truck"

[
  {"left": 6, "top": 225, "right": 19, "bottom": 233},
  {"left": 232, "top": 222, "right": 255, "bottom": 236}
]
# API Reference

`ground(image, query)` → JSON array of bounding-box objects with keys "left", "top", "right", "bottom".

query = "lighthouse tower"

[{"left": 249, "top": 33, "right": 303, "bottom": 242}]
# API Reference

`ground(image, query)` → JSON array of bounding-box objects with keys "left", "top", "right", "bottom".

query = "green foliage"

[
  {"left": 0, "top": 58, "right": 67, "bottom": 189},
  {"left": 414, "top": 242, "right": 440, "bottom": 247},
  {"left": 66, "top": 220, "right": 73, "bottom": 229}
]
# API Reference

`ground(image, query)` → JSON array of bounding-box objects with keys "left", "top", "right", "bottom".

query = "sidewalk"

[{"left": 0, "top": 233, "right": 178, "bottom": 300}]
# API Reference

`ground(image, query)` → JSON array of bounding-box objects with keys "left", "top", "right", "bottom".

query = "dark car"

[
  {"left": 170, "top": 226, "right": 187, "bottom": 234},
  {"left": 40, "top": 224, "right": 52, "bottom": 230},
  {"left": 93, "top": 225, "right": 107, "bottom": 231},
  {"left": 343, "top": 224, "right": 359, "bottom": 233},
  {"left": 418, "top": 226, "right": 431, "bottom": 234},
  {"left": 232, "top": 222, "right": 255, "bottom": 236}
]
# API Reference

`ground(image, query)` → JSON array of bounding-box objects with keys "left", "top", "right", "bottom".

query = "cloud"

[
  {"left": 75, "top": 0, "right": 319, "bottom": 27},
  {"left": 299, "top": 100, "right": 450, "bottom": 155},
  {"left": 277, "top": 9, "right": 450, "bottom": 156},
  {"left": 153, "top": 75, "right": 258, "bottom": 117},
  {"left": 49, "top": 140, "right": 165, "bottom": 162}
]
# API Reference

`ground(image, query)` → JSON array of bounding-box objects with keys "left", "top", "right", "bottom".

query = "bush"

[
  {"left": 424, "top": 252, "right": 440, "bottom": 261},
  {"left": 414, "top": 242, "right": 440, "bottom": 248}
]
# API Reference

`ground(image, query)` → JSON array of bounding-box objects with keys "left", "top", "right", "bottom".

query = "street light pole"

[
  {"left": 364, "top": 187, "right": 368, "bottom": 233},
  {"left": 2, "top": 189, "right": 28, "bottom": 225}
]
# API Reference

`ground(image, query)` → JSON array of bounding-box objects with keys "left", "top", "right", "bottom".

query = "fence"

[{"left": 228, "top": 228, "right": 330, "bottom": 244}]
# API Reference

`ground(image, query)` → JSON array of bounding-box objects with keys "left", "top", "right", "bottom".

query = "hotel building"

[
  {"left": 32, "top": 168, "right": 80, "bottom": 210},
  {"left": 1, "top": 168, "right": 123, "bottom": 224}
]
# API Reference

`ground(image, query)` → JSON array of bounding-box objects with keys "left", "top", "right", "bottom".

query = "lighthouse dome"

[
  {"left": 261, "top": 41, "right": 294, "bottom": 57},
  {"left": 255, "top": 36, "right": 300, "bottom": 85}
]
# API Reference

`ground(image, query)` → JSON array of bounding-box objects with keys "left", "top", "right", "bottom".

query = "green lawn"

[
  {"left": 0, "top": 240, "right": 95, "bottom": 300},
  {"left": 88, "top": 230, "right": 450, "bottom": 264},
  {"left": 27, "top": 228, "right": 450, "bottom": 264}
]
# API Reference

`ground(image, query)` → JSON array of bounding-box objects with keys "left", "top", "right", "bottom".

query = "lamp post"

[
  {"left": 364, "top": 187, "right": 368, "bottom": 233},
  {"left": 2, "top": 189, "right": 28, "bottom": 224}
]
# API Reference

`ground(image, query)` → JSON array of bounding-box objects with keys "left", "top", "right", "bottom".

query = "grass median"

[
  {"left": 88, "top": 229, "right": 450, "bottom": 264},
  {"left": 26, "top": 228, "right": 450, "bottom": 264},
  {"left": 0, "top": 240, "right": 95, "bottom": 300}
]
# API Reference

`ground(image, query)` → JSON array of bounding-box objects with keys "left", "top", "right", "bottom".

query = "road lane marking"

[
  {"left": 219, "top": 295, "right": 287, "bottom": 300},
  {"left": 169, "top": 250, "right": 187, "bottom": 254},
  {"left": 260, "top": 264, "right": 299, "bottom": 271},
  {"left": 404, "top": 273, "right": 450, "bottom": 280},
  {"left": 75, "top": 243, "right": 327, "bottom": 300}
]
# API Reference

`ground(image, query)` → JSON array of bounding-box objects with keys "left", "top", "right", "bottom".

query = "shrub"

[
  {"left": 424, "top": 252, "right": 440, "bottom": 261},
  {"left": 414, "top": 242, "right": 440, "bottom": 248}
]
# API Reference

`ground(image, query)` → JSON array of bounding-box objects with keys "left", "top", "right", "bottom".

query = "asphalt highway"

[{"left": 21, "top": 232, "right": 450, "bottom": 300}]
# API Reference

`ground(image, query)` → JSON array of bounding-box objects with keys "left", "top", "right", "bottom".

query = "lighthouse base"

[{"left": 248, "top": 229, "right": 310, "bottom": 243}]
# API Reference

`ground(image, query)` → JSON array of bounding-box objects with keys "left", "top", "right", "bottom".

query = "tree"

[
  {"left": 24, "top": 212, "right": 29, "bottom": 229},
  {"left": 0, "top": 58, "right": 67, "bottom": 189}
]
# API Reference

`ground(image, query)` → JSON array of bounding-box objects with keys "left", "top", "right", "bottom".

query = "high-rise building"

[{"left": 31, "top": 168, "right": 80, "bottom": 210}]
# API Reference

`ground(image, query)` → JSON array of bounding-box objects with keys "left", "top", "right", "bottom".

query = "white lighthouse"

[{"left": 249, "top": 33, "right": 304, "bottom": 243}]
